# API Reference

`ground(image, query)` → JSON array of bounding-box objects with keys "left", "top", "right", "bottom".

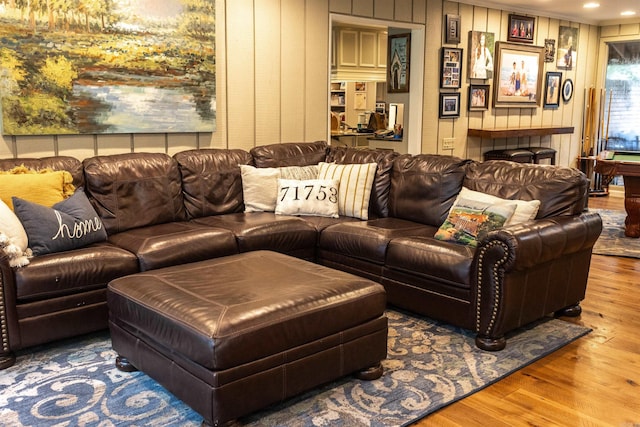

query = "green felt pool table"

[{"left": 595, "top": 151, "right": 640, "bottom": 237}]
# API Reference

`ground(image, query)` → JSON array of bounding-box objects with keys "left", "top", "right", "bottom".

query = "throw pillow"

[
  {"left": 454, "top": 187, "right": 541, "bottom": 226},
  {"left": 0, "top": 166, "right": 75, "bottom": 210},
  {"left": 434, "top": 197, "right": 516, "bottom": 247},
  {"left": 275, "top": 179, "right": 340, "bottom": 218},
  {"left": 317, "top": 162, "right": 377, "bottom": 220},
  {"left": 240, "top": 164, "right": 320, "bottom": 212},
  {"left": 13, "top": 188, "right": 107, "bottom": 256},
  {"left": 0, "top": 199, "right": 30, "bottom": 267},
  {"left": 279, "top": 164, "right": 320, "bottom": 180},
  {"left": 240, "top": 165, "right": 281, "bottom": 212}
]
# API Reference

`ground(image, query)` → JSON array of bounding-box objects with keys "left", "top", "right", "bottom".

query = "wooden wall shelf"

[{"left": 467, "top": 126, "right": 574, "bottom": 139}]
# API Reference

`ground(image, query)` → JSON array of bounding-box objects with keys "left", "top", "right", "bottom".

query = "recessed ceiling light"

[
  {"left": 583, "top": 2, "right": 600, "bottom": 8},
  {"left": 621, "top": 10, "right": 637, "bottom": 16}
]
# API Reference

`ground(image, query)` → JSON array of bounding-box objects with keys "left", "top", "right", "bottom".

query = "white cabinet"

[{"left": 332, "top": 27, "right": 387, "bottom": 82}]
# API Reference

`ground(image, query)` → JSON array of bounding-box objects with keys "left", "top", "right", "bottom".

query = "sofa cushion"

[
  {"left": 250, "top": 141, "right": 328, "bottom": 167},
  {"left": 388, "top": 154, "right": 469, "bottom": 227},
  {"left": 174, "top": 148, "right": 252, "bottom": 218},
  {"left": 83, "top": 153, "right": 187, "bottom": 234},
  {"left": 385, "top": 236, "right": 475, "bottom": 289},
  {"left": 192, "top": 212, "right": 317, "bottom": 259},
  {"left": 13, "top": 188, "right": 108, "bottom": 256},
  {"left": 319, "top": 217, "right": 436, "bottom": 264},
  {"left": 275, "top": 178, "right": 340, "bottom": 218},
  {"left": 327, "top": 147, "right": 398, "bottom": 218},
  {"left": 318, "top": 162, "right": 377, "bottom": 220},
  {"left": 434, "top": 197, "right": 516, "bottom": 248},
  {"left": 463, "top": 160, "right": 589, "bottom": 218},
  {"left": 14, "top": 242, "right": 139, "bottom": 302},
  {"left": 108, "top": 222, "right": 238, "bottom": 271}
]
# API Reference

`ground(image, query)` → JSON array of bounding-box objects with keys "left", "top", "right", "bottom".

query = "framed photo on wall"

[
  {"left": 388, "top": 33, "right": 411, "bottom": 93},
  {"left": 507, "top": 14, "right": 535, "bottom": 44},
  {"left": 492, "top": 42, "right": 544, "bottom": 108},
  {"left": 440, "top": 47, "right": 463, "bottom": 89},
  {"left": 445, "top": 14, "right": 461, "bottom": 44},
  {"left": 469, "top": 84, "right": 490, "bottom": 111},
  {"left": 439, "top": 93, "right": 461, "bottom": 118},
  {"left": 557, "top": 26, "right": 578, "bottom": 69},
  {"left": 468, "top": 31, "right": 495, "bottom": 80},
  {"left": 562, "top": 79, "right": 574, "bottom": 102},
  {"left": 543, "top": 71, "right": 562, "bottom": 109}
]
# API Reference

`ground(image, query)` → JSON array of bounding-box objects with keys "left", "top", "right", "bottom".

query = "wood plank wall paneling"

[{"left": 0, "top": 0, "right": 609, "bottom": 168}]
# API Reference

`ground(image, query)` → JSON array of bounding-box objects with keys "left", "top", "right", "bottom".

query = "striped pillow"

[{"left": 318, "top": 162, "right": 377, "bottom": 220}]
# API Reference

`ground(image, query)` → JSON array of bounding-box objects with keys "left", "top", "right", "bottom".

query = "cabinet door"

[
  {"left": 359, "top": 32, "right": 377, "bottom": 68},
  {"left": 339, "top": 30, "right": 358, "bottom": 67}
]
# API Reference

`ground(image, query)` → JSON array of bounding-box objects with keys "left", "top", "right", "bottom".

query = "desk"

[
  {"left": 330, "top": 132, "right": 371, "bottom": 148},
  {"left": 595, "top": 151, "right": 640, "bottom": 237}
]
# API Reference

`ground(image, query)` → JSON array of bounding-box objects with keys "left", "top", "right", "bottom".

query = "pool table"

[{"left": 595, "top": 151, "right": 640, "bottom": 237}]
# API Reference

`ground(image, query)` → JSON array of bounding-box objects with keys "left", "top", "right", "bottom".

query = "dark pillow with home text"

[{"left": 13, "top": 188, "right": 107, "bottom": 256}]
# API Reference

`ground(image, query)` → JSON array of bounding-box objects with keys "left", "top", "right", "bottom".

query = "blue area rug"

[
  {"left": 591, "top": 208, "right": 640, "bottom": 258},
  {"left": 0, "top": 310, "right": 590, "bottom": 426}
]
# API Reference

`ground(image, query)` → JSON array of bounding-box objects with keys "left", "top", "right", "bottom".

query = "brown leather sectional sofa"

[{"left": 0, "top": 141, "right": 602, "bottom": 369}]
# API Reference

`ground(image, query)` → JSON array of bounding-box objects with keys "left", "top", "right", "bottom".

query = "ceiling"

[{"left": 459, "top": 0, "right": 640, "bottom": 25}]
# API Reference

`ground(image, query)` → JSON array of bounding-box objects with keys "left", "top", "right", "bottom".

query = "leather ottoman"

[{"left": 107, "top": 250, "right": 388, "bottom": 426}]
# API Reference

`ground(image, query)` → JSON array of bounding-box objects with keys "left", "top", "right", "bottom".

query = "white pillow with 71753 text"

[{"left": 275, "top": 179, "right": 340, "bottom": 218}]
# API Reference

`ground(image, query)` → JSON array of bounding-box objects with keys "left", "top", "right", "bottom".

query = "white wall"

[{"left": 1, "top": 0, "right": 602, "bottom": 168}]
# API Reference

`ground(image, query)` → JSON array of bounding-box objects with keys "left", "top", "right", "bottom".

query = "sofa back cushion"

[
  {"left": 250, "top": 141, "right": 329, "bottom": 167},
  {"left": 327, "top": 147, "right": 398, "bottom": 218},
  {"left": 83, "top": 153, "right": 187, "bottom": 234},
  {"left": 175, "top": 148, "right": 253, "bottom": 218},
  {"left": 0, "top": 156, "right": 84, "bottom": 188},
  {"left": 464, "top": 160, "right": 589, "bottom": 218},
  {"left": 388, "top": 154, "right": 469, "bottom": 227}
]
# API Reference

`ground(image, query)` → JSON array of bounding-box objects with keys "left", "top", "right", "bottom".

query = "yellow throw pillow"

[{"left": 0, "top": 166, "right": 75, "bottom": 210}]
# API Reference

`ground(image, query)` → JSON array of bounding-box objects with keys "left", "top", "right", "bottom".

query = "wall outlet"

[{"left": 442, "top": 137, "right": 455, "bottom": 150}]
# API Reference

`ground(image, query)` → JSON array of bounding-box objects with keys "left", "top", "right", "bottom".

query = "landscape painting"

[{"left": 0, "top": 0, "right": 215, "bottom": 135}]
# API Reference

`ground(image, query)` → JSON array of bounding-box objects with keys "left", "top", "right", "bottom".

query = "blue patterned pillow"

[{"left": 13, "top": 188, "right": 107, "bottom": 256}]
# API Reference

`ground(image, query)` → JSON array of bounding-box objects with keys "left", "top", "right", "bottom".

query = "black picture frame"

[
  {"left": 440, "top": 47, "right": 463, "bottom": 89},
  {"left": 562, "top": 78, "right": 574, "bottom": 102},
  {"left": 507, "top": 14, "right": 535, "bottom": 44},
  {"left": 469, "top": 84, "right": 490, "bottom": 111},
  {"left": 445, "top": 14, "right": 461, "bottom": 44},
  {"left": 439, "top": 92, "right": 461, "bottom": 118},
  {"left": 543, "top": 71, "right": 562, "bottom": 109},
  {"left": 388, "top": 33, "right": 411, "bottom": 93}
]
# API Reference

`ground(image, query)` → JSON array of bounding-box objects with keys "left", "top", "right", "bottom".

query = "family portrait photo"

[{"left": 493, "top": 42, "right": 544, "bottom": 108}]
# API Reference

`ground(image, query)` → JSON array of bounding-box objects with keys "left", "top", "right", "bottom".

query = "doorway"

[{"left": 329, "top": 14, "right": 424, "bottom": 154}]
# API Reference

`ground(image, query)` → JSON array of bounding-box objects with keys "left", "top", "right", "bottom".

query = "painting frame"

[
  {"left": 445, "top": 14, "right": 461, "bottom": 44},
  {"left": 469, "top": 84, "right": 490, "bottom": 111},
  {"left": 0, "top": 0, "right": 216, "bottom": 135},
  {"left": 492, "top": 42, "right": 544, "bottom": 108},
  {"left": 440, "top": 47, "right": 463, "bottom": 89},
  {"left": 439, "top": 92, "right": 461, "bottom": 118},
  {"left": 468, "top": 31, "right": 495, "bottom": 80},
  {"left": 507, "top": 14, "right": 535, "bottom": 44},
  {"left": 543, "top": 71, "right": 562, "bottom": 109},
  {"left": 388, "top": 33, "right": 411, "bottom": 93},
  {"left": 557, "top": 26, "right": 578, "bottom": 69},
  {"left": 562, "top": 79, "right": 574, "bottom": 102}
]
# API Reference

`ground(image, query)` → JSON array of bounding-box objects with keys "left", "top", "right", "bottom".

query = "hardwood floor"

[{"left": 413, "top": 192, "right": 640, "bottom": 426}]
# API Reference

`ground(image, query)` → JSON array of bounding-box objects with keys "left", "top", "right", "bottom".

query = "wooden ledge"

[{"left": 468, "top": 126, "right": 574, "bottom": 139}]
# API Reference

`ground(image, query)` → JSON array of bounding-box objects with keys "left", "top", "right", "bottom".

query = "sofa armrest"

[
  {"left": 472, "top": 212, "right": 602, "bottom": 350},
  {"left": 0, "top": 254, "right": 18, "bottom": 369}
]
